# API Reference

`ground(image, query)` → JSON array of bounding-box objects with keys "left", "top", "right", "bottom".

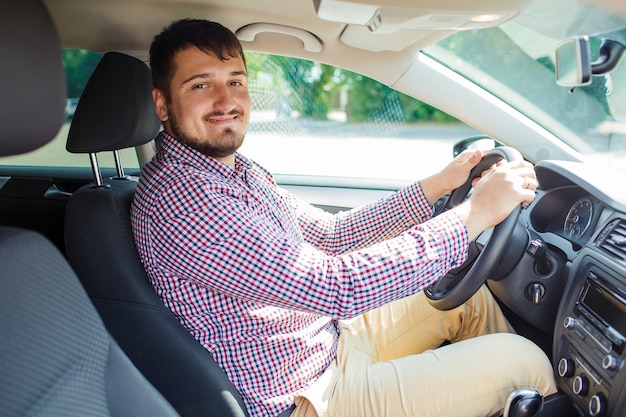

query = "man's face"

[{"left": 153, "top": 46, "right": 251, "bottom": 161}]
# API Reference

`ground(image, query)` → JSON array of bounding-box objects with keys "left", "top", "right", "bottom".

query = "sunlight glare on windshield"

[{"left": 424, "top": 0, "right": 626, "bottom": 171}]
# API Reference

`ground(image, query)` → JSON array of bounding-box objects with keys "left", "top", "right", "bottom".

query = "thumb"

[{"left": 457, "top": 149, "right": 483, "bottom": 167}]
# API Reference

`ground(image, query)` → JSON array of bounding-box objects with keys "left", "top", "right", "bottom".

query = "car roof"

[
  {"left": 35, "top": 0, "right": 626, "bottom": 167},
  {"left": 42, "top": 0, "right": 620, "bottom": 87},
  {"left": 41, "top": 0, "right": 626, "bottom": 96}
]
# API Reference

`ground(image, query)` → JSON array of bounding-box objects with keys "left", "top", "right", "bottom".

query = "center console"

[{"left": 554, "top": 254, "right": 626, "bottom": 416}]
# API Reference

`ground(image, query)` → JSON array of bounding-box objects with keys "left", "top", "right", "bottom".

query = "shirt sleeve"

[
  {"left": 282, "top": 181, "right": 435, "bottom": 255},
  {"left": 150, "top": 177, "right": 469, "bottom": 319}
]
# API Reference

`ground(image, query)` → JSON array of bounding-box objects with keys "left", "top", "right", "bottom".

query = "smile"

[{"left": 206, "top": 112, "right": 241, "bottom": 123}]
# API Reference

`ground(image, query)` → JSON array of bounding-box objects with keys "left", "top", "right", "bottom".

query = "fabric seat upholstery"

[
  {"left": 64, "top": 52, "right": 249, "bottom": 417},
  {"left": 0, "top": 1, "right": 179, "bottom": 416},
  {"left": 0, "top": 228, "right": 179, "bottom": 417}
]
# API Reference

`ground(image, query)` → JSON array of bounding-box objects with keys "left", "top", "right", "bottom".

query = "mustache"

[{"left": 203, "top": 108, "right": 244, "bottom": 120}]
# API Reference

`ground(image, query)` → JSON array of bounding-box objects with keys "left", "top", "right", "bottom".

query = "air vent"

[{"left": 596, "top": 218, "right": 626, "bottom": 262}]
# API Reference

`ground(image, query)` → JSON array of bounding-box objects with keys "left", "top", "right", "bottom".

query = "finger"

[
  {"left": 471, "top": 163, "right": 497, "bottom": 187},
  {"left": 519, "top": 176, "right": 538, "bottom": 206},
  {"left": 521, "top": 176, "right": 537, "bottom": 191},
  {"left": 521, "top": 189, "right": 537, "bottom": 206},
  {"left": 456, "top": 149, "right": 483, "bottom": 167},
  {"left": 502, "top": 159, "right": 534, "bottom": 170},
  {"left": 510, "top": 161, "right": 537, "bottom": 178},
  {"left": 501, "top": 162, "right": 537, "bottom": 184},
  {"left": 461, "top": 148, "right": 483, "bottom": 161}
]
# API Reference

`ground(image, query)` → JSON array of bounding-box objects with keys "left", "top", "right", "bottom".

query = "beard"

[{"left": 168, "top": 108, "right": 246, "bottom": 158}]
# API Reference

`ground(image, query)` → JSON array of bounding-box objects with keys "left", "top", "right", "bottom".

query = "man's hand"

[
  {"left": 454, "top": 160, "right": 538, "bottom": 240},
  {"left": 421, "top": 149, "right": 484, "bottom": 205}
]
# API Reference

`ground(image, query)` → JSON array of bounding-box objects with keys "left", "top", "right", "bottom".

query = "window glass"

[
  {"left": 423, "top": 13, "right": 626, "bottom": 170},
  {"left": 1, "top": 50, "right": 477, "bottom": 181},
  {"left": 0, "top": 49, "right": 139, "bottom": 169},
  {"left": 240, "top": 53, "right": 479, "bottom": 181}
]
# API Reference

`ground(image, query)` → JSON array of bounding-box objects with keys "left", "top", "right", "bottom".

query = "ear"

[{"left": 152, "top": 88, "right": 169, "bottom": 122}]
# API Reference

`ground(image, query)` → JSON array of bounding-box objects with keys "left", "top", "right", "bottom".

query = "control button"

[
  {"left": 594, "top": 347, "right": 605, "bottom": 358},
  {"left": 598, "top": 336, "right": 612, "bottom": 352},
  {"left": 558, "top": 357, "right": 576, "bottom": 378},
  {"left": 580, "top": 319, "right": 593, "bottom": 333},
  {"left": 573, "top": 374, "right": 589, "bottom": 396},
  {"left": 602, "top": 354, "right": 618, "bottom": 371},
  {"left": 587, "top": 366, "right": 602, "bottom": 384},
  {"left": 564, "top": 316, "right": 577, "bottom": 329},
  {"left": 606, "top": 329, "right": 625, "bottom": 347},
  {"left": 589, "top": 393, "right": 607, "bottom": 416}
]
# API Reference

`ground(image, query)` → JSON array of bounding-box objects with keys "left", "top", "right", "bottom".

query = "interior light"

[{"left": 471, "top": 14, "right": 501, "bottom": 23}]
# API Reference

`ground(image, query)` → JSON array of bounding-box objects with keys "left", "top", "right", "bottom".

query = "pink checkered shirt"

[{"left": 131, "top": 132, "right": 469, "bottom": 417}]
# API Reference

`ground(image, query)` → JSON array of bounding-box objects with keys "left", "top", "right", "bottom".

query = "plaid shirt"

[{"left": 131, "top": 132, "right": 469, "bottom": 417}]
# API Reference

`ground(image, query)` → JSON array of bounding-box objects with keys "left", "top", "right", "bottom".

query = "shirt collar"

[{"left": 157, "top": 131, "right": 253, "bottom": 180}]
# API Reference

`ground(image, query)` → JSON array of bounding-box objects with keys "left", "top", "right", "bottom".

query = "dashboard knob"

[
  {"left": 573, "top": 374, "right": 589, "bottom": 396},
  {"left": 564, "top": 316, "right": 577, "bottom": 329},
  {"left": 602, "top": 354, "right": 618, "bottom": 371},
  {"left": 589, "top": 393, "right": 607, "bottom": 416},
  {"left": 558, "top": 357, "right": 576, "bottom": 378}
]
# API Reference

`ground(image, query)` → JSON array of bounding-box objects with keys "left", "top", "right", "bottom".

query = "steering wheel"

[{"left": 425, "top": 147, "right": 524, "bottom": 311}]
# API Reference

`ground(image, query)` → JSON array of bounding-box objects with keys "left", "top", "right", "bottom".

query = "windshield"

[{"left": 424, "top": 0, "right": 626, "bottom": 171}]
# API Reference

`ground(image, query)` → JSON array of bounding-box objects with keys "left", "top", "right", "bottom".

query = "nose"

[{"left": 212, "top": 83, "right": 234, "bottom": 110}]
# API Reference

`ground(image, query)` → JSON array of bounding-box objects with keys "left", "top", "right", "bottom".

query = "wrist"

[
  {"left": 451, "top": 200, "right": 493, "bottom": 241},
  {"left": 420, "top": 173, "right": 451, "bottom": 206}
]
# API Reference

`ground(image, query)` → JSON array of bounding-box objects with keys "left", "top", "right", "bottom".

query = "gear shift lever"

[{"left": 503, "top": 389, "right": 544, "bottom": 417}]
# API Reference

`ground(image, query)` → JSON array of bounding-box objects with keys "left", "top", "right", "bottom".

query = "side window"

[
  {"left": 0, "top": 49, "right": 475, "bottom": 180},
  {"left": 0, "top": 49, "right": 140, "bottom": 169},
  {"left": 241, "top": 53, "right": 478, "bottom": 181}
]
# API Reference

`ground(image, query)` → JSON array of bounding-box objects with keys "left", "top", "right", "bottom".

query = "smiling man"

[
  {"left": 152, "top": 39, "right": 250, "bottom": 162},
  {"left": 131, "top": 19, "right": 555, "bottom": 417}
]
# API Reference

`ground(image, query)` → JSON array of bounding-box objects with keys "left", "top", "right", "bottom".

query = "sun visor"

[{"left": 313, "top": 0, "right": 529, "bottom": 33}]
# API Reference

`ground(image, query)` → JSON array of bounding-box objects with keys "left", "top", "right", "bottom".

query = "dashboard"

[
  {"left": 285, "top": 156, "right": 626, "bottom": 416},
  {"left": 530, "top": 187, "right": 601, "bottom": 250},
  {"left": 488, "top": 159, "right": 626, "bottom": 417}
]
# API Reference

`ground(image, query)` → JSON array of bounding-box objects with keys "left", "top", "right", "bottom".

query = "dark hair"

[{"left": 149, "top": 19, "right": 246, "bottom": 99}]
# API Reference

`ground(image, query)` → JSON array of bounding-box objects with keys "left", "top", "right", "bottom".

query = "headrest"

[
  {"left": 66, "top": 52, "right": 161, "bottom": 153},
  {"left": 0, "top": 0, "right": 66, "bottom": 157}
]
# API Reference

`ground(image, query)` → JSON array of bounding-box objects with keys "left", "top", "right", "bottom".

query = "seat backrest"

[
  {"left": 0, "top": 2, "right": 179, "bottom": 416},
  {"left": 0, "top": 0, "right": 65, "bottom": 155},
  {"left": 0, "top": 228, "right": 180, "bottom": 417},
  {"left": 66, "top": 51, "right": 161, "bottom": 155},
  {"left": 64, "top": 52, "right": 249, "bottom": 417}
]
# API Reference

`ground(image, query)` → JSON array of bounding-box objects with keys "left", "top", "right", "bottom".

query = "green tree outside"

[
  {"left": 63, "top": 49, "right": 102, "bottom": 98},
  {"left": 246, "top": 52, "right": 458, "bottom": 123},
  {"left": 62, "top": 48, "right": 457, "bottom": 124}
]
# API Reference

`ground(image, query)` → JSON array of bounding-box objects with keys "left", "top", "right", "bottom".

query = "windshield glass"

[{"left": 424, "top": 0, "right": 626, "bottom": 171}]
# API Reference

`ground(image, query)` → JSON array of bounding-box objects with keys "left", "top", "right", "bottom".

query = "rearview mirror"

[
  {"left": 555, "top": 36, "right": 592, "bottom": 87},
  {"left": 556, "top": 36, "right": 626, "bottom": 88}
]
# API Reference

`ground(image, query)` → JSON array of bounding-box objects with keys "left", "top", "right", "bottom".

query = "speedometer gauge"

[{"left": 563, "top": 197, "right": 593, "bottom": 240}]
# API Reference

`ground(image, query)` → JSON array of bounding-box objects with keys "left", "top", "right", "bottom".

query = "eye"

[{"left": 192, "top": 83, "right": 207, "bottom": 90}]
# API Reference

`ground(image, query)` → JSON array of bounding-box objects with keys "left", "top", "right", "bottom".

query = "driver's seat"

[
  {"left": 64, "top": 51, "right": 249, "bottom": 417},
  {"left": 0, "top": 2, "right": 179, "bottom": 416}
]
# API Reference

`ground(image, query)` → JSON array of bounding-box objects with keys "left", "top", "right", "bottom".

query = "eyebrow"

[{"left": 181, "top": 70, "right": 248, "bottom": 86}]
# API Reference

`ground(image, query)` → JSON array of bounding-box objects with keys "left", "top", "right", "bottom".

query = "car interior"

[
  {"left": 0, "top": 2, "right": 181, "bottom": 416},
  {"left": 1, "top": 0, "right": 626, "bottom": 416}
]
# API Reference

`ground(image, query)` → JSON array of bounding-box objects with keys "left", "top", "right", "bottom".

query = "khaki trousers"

[{"left": 292, "top": 286, "right": 556, "bottom": 417}]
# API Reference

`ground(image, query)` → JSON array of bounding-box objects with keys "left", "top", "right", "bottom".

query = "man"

[{"left": 132, "top": 19, "right": 556, "bottom": 417}]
